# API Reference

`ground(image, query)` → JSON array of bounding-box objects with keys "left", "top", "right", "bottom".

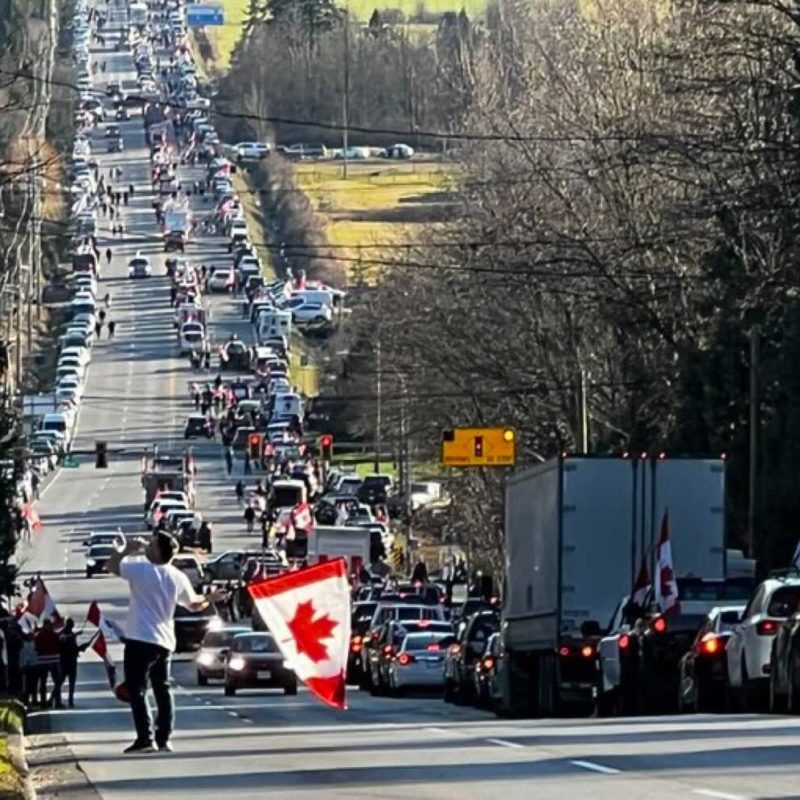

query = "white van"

[
  {"left": 271, "top": 392, "right": 303, "bottom": 421},
  {"left": 41, "top": 412, "right": 74, "bottom": 443},
  {"left": 257, "top": 309, "right": 292, "bottom": 343}
]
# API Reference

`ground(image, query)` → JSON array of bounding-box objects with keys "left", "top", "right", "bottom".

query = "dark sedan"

[
  {"left": 224, "top": 632, "right": 298, "bottom": 696},
  {"left": 677, "top": 605, "right": 744, "bottom": 712}
]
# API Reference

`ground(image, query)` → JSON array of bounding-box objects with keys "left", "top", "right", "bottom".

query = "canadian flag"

[
  {"left": 654, "top": 511, "right": 681, "bottom": 615},
  {"left": 631, "top": 555, "right": 651, "bottom": 609},
  {"left": 26, "top": 578, "right": 62, "bottom": 627},
  {"left": 291, "top": 501, "right": 314, "bottom": 532},
  {"left": 248, "top": 558, "right": 351, "bottom": 709},
  {"left": 21, "top": 504, "right": 43, "bottom": 530},
  {"left": 86, "top": 601, "right": 124, "bottom": 692}
]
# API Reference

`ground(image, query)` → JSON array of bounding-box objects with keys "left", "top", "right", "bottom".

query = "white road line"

[
  {"left": 570, "top": 760, "right": 621, "bottom": 775},
  {"left": 693, "top": 791, "right": 749, "bottom": 800},
  {"left": 486, "top": 738, "right": 525, "bottom": 750}
]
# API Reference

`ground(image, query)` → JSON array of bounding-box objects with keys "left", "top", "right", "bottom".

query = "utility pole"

[
  {"left": 374, "top": 337, "right": 382, "bottom": 472},
  {"left": 579, "top": 368, "right": 589, "bottom": 453},
  {"left": 341, "top": 8, "right": 350, "bottom": 180},
  {"left": 748, "top": 325, "right": 760, "bottom": 561}
]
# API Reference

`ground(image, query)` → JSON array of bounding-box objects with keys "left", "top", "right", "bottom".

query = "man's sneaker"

[
  {"left": 123, "top": 741, "right": 154, "bottom": 754},
  {"left": 157, "top": 741, "right": 173, "bottom": 753}
]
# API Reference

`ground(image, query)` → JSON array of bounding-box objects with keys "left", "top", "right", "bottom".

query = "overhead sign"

[
  {"left": 441, "top": 427, "right": 516, "bottom": 467},
  {"left": 186, "top": 4, "right": 225, "bottom": 26}
]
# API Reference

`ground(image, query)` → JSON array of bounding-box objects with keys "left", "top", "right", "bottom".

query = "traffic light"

[
  {"left": 319, "top": 433, "right": 334, "bottom": 461},
  {"left": 248, "top": 433, "right": 263, "bottom": 460},
  {"left": 95, "top": 441, "right": 108, "bottom": 469}
]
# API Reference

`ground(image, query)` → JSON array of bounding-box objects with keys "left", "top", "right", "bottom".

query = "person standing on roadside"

[
  {"left": 235, "top": 480, "right": 245, "bottom": 506},
  {"left": 106, "top": 247, "right": 112, "bottom": 266},
  {"left": 35, "top": 620, "right": 62, "bottom": 709},
  {"left": 108, "top": 320, "right": 116, "bottom": 339},
  {"left": 58, "top": 619, "right": 89, "bottom": 709},
  {"left": 106, "top": 533, "right": 227, "bottom": 754}
]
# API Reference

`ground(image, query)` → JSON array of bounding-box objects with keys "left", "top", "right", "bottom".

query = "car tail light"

[
  {"left": 426, "top": 644, "right": 440, "bottom": 653},
  {"left": 652, "top": 616, "right": 667, "bottom": 634},
  {"left": 581, "top": 645, "right": 595, "bottom": 658},
  {"left": 757, "top": 619, "right": 781, "bottom": 635},
  {"left": 558, "top": 646, "right": 570, "bottom": 657},
  {"left": 618, "top": 634, "right": 630, "bottom": 650},
  {"left": 350, "top": 635, "right": 363, "bottom": 653},
  {"left": 383, "top": 645, "right": 395, "bottom": 657},
  {"left": 700, "top": 634, "right": 721, "bottom": 655},
  {"left": 482, "top": 656, "right": 495, "bottom": 671},
  {"left": 397, "top": 652, "right": 416, "bottom": 666}
]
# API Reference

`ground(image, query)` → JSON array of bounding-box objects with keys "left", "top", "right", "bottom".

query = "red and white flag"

[
  {"left": 87, "top": 601, "right": 122, "bottom": 694},
  {"left": 87, "top": 601, "right": 124, "bottom": 652},
  {"left": 291, "top": 501, "right": 314, "bottom": 532},
  {"left": 26, "top": 578, "right": 62, "bottom": 627},
  {"left": 654, "top": 511, "right": 680, "bottom": 615},
  {"left": 21, "top": 504, "right": 43, "bottom": 530},
  {"left": 248, "top": 559, "right": 351, "bottom": 709},
  {"left": 631, "top": 556, "right": 651, "bottom": 609}
]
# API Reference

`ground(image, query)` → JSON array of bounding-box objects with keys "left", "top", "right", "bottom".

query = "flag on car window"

[
  {"left": 654, "top": 511, "right": 680, "bottom": 615},
  {"left": 248, "top": 559, "right": 351, "bottom": 709}
]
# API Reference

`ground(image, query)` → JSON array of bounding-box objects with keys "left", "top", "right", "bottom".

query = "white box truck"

[{"left": 497, "top": 456, "right": 726, "bottom": 717}]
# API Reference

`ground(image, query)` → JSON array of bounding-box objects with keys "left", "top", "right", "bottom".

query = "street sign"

[
  {"left": 62, "top": 456, "right": 79, "bottom": 468},
  {"left": 186, "top": 4, "right": 225, "bottom": 26},
  {"left": 441, "top": 427, "right": 516, "bottom": 467}
]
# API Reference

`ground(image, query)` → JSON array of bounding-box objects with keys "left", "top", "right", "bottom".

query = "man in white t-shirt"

[{"left": 108, "top": 532, "right": 226, "bottom": 754}]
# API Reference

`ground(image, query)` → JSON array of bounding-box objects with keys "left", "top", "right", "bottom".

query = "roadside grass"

[
  {"left": 346, "top": 0, "right": 489, "bottom": 19},
  {"left": 292, "top": 159, "right": 459, "bottom": 282}
]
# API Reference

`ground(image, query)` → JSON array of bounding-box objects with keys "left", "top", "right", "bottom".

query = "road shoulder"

[{"left": 28, "top": 735, "right": 101, "bottom": 800}]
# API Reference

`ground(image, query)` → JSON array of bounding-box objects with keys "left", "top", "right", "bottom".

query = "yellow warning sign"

[{"left": 441, "top": 427, "right": 516, "bottom": 467}]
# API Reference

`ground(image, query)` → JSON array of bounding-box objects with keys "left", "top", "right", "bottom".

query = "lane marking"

[
  {"left": 486, "top": 738, "right": 525, "bottom": 750},
  {"left": 570, "top": 760, "right": 621, "bottom": 775},
  {"left": 693, "top": 791, "right": 748, "bottom": 800}
]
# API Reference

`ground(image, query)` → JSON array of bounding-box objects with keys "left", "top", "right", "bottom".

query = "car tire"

[
  {"left": 198, "top": 672, "right": 208, "bottom": 687},
  {"left": 284, "top": 683, "right": 298, "bottom": 696},
  {"left": 224, "top": 683, "right": 236, "bottom": 696}
]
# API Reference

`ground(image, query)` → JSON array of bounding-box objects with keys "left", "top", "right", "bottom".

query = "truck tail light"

[
  {"left": 757, "top": 619, "right": 781, "bottom": 636},
  {"left": 618, "top": 634, "right": 630, "bottom": 650},
  {"left": 652, "top": 616, "right": 667, "bottom": 634},
  {"left": 700, "top": 635, "right": 721, "bottom": 655}
]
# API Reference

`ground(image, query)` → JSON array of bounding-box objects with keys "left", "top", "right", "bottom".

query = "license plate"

[
  {"left": 257, "top": 670, "right": 272, "bottom": 680},
  {"left": 425, "top": 659, "right": 441, "bottom": 668}
]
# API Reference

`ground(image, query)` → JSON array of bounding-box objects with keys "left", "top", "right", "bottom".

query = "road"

[{"left": 24, "top": 9, "right": 800, "bottom": 800}]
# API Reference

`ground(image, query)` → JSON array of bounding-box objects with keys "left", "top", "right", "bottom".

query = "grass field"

[{"left": 292, "top": 159, "right": 459, "bottom": 282}]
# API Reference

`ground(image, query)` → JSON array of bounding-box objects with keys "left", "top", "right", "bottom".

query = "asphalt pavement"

[{"left": 23, "top": 8, "right": 800, "bottom": 800}]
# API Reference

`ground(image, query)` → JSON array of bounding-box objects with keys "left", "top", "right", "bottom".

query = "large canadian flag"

[
  {"left": 248, "top": 558, "right": 351, "bottom": 709},
  {"left": 654, "top": 511, "right": 681, "bottom": 615}
]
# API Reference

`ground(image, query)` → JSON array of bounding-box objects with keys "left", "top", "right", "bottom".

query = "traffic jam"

[{"left": 50, "top": 0, "right": 800, "bottom": 722}]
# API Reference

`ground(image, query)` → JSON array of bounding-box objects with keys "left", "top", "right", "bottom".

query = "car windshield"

[
  {"left": 768, "top": 587, "right": 800, "bottom": 617},
  {"left": 202, "top": 630, "right": 246, "bottom": 648},
  {"left": 233, "top": 635, "right": 277, "bottom": 653},
  {"left": 89, "top": 545, "right": 114, "bottom": 557},
  {"left": 174, "top": 558, "right": 199, "bottom": 571}
]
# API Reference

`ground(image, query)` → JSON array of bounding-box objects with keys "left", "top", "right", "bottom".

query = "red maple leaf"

[
  {"left": 660, "top": 565, "right": 675, "bottom": 598},
  {"left": 287, "top": 600, "right": 338, "bottom": 663}
]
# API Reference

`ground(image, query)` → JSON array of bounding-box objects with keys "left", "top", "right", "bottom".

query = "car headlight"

[
  {"left": 228, "top": 656, "right": 246, "bottom": 671},
  {"left": 197, "top": 651, "right": 215, "bottom": 667},
  {"left": 86, "top": 559, "right": 96, "bottom": 566}
]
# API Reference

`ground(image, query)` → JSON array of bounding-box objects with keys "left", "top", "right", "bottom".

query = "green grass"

[
  {"left": 293, "top": 160, "right": 459, "bottom": 281},
  {"left": 346, "top": 0, "right": 489, "bottom": 19}
]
